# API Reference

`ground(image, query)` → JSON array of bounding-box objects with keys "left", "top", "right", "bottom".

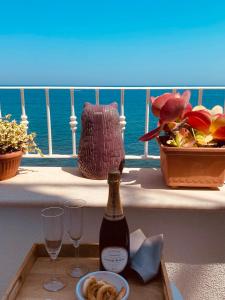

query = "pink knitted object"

[{"left": 78, "top": 102, "right": 125, "bottom": 179}]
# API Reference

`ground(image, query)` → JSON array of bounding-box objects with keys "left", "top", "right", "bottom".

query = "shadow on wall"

[
  {"left": 126, "top": 207, "right": 225, "bottom": 265},
  {"left": 1, "top": 166, "right": 225, "bottom": 267},
  {"left": 1, "top": 178, "right": 225, "bottom": 265}
]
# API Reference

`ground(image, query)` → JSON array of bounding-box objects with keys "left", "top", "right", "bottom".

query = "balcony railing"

[{"left": 0, "top": 86, "right": 225, "bottom": 160}]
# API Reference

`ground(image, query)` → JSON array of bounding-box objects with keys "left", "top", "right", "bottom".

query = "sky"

[{"left": 0, "top": 0, "right": 225, "bottom": 85}]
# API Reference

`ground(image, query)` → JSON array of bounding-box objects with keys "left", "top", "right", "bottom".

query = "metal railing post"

[
  {"left": 95, "top": 89, "right": 99, "bottom": 105},
  {"left": 20, "top": 88, "right": 29, "bottom": 133},
  {"left": 70, "top": 89, "right": 78, "bottom": 156},
  {"left": 45, "top": 89, "right": 53, "bottom": 155},
  {"left": 198, "top": 89, "right": 203, "bottom": 105},
  {"left": 144, "top": 89, "right": 150, "bottom": 158},
  {"left": 120, "top": 89, "right": 126, "bottom": 139}
]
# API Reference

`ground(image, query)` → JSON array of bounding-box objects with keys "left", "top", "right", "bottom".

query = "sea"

[{"left": 1, "top": 88, "right": 225, "bottom": 168}]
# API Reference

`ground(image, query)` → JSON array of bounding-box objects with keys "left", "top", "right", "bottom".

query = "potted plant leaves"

[
  {"left": 0, "top": 114, "right": 41, "bottom": 180},
  {"left": 139, "top": 91, "right": 225, "bottom": 188}
]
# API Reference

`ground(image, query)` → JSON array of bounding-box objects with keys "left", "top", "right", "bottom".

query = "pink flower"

[{"left": 139, "top": 90, "right": 191, "bottom": 142}]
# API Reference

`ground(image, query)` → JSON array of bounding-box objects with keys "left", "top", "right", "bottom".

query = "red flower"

[
  {"left": 140, "top": 90, "right": 191, "bottom": 142},
  {"left": 185, "top": 110, "right": 211, "bottom": 134}
]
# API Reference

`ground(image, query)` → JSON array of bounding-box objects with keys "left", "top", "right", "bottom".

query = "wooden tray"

[{"left": 3, "top": 244, "right": 172, "bottom": 300}]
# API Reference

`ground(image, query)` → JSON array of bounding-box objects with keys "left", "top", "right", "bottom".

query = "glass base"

[
  {"left": 69, "top": 265, "right": 89, "bottom": 278},
  {"left": 43, "top": 278, "right": 65, "bottom": 292}
]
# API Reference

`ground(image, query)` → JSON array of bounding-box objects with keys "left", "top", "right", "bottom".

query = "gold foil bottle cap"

[{"left": 108, "top": 170, "right": 121, "bottom": 183}]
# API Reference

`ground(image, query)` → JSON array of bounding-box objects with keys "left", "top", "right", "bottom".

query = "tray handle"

[
  {"left": 3, "top": 244, "right": 38, "bottom": 300},
  {"left": 3, "top": 275, "right": 23, "bottom": 300}
]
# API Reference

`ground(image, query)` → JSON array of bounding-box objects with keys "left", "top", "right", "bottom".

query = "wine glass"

[
  {"left": 64, "top": 199, "right": 88, "bottom": 278},
  {"left": 41, "top": 207, "right": 65, "bottom": 292}
]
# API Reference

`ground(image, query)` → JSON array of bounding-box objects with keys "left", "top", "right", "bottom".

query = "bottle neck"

[{"left": 105, "top": 181, "right": 124, "bottom": 221}]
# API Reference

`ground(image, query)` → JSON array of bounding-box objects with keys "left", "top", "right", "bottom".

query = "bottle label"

[{"left": 101, "top": 247, "right": 128, "bottom": 273}]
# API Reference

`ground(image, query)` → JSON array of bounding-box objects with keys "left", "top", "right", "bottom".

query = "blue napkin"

[{"left": 130, "top": 229, "right": 164, "bottom": 283}]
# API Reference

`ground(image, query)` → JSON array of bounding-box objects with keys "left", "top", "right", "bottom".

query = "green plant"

[
  {"left": 0, "top": 114, "right": 42, "bottom": 155},
  {"left": 139, "top": 90, "right": 225, "bottom": 147}
]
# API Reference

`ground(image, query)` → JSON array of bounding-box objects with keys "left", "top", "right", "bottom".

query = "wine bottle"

[{"left": 99, "top": 170, "right": 130, "bottom": 276}]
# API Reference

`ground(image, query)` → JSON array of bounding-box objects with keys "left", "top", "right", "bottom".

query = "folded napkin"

[{"left": 130, "top": 229, "right": 164, "bottom": 283}]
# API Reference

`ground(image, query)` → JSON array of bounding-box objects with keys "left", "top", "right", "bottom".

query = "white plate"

[{"left": 76, "top": 271, "right": 130, "bottom": 300}]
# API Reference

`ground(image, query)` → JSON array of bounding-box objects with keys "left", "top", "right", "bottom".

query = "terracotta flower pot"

[
  {"left": 0, "top": 151, "right": 23, "bottom": 181},
  {"left": 158, "top": 138, "right": 225, "bottom": 188}
]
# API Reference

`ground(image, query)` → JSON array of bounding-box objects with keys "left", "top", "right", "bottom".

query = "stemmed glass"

[
  {"left": 41, "top": 207, "right": 65, "bottom": 292},
  {"left": 64, "top": 199, "right": 88, "bottom": 278}
]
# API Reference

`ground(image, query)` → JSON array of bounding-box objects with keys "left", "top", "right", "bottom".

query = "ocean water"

[{"left": 1, "top": 88, "right": 225, "bottom": 168}]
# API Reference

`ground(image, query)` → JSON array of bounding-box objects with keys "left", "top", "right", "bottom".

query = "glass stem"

[
  {"left": 74, "top": 240, "right": 80, "bottom": 268},
  {"left": 51, "top": 257, "right": 57, "bottom": 281}
]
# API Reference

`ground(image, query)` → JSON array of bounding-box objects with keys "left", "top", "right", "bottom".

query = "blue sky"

[{"left": 0, "top": 0, "right": 225, "bottom": 85}]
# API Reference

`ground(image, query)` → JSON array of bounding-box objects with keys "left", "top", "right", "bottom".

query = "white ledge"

[{"left": 0, "top": 167, "right": 225, "bottom": 210}]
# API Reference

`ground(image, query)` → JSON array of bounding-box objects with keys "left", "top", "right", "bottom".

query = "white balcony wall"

[{"left": 0, "top": 167, "right": 225, "bottom": 299}]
